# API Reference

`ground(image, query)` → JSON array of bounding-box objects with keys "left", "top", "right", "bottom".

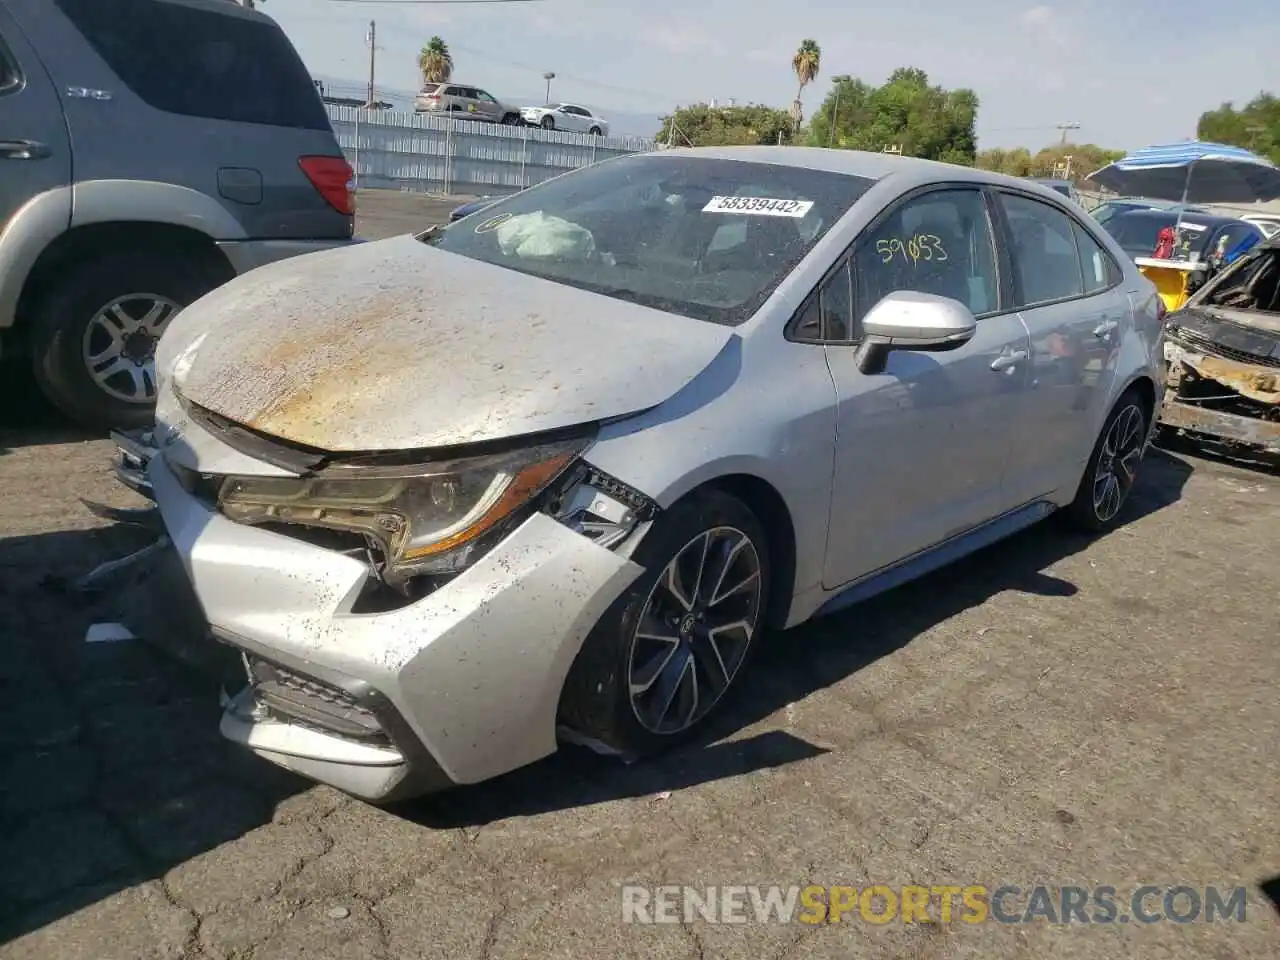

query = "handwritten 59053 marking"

[{"left": 876, "top": 235, "right": 947, "bottom": 265}]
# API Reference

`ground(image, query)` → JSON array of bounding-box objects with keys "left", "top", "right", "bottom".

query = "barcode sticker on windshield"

[{"left": 703, "top": 196, "right": 814, "bottom": 217}]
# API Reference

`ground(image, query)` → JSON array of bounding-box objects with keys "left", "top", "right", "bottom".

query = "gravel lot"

[{"left": 0, "top": 192, "right": 1276, "bottom": 958}]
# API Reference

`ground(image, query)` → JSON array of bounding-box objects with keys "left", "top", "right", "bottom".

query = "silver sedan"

[{"left": 129, "top": 146, "right": 1166, "bottom": 802}]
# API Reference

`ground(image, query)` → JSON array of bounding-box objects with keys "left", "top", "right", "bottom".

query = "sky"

[{"left": 266, "top": 0, "right": 1276, "bottom": 149}]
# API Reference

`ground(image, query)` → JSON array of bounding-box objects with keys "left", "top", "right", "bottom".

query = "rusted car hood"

[{"left": 163, "top": 235, "right": 735, "bottom": 452}]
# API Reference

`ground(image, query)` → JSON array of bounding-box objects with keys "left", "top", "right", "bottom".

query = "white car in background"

[
  {"left": 1240, "top": 213, "right": 1280, "bottom": 239},
  {"left": 521, "top": 102, "right": 609, "bottom": 136}
]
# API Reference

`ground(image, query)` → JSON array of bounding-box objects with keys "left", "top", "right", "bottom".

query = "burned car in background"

[{"left": 1160, "top": 234, "right": 1280, "bottom": 458}]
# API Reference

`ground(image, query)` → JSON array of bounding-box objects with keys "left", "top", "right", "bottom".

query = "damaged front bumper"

[
  {"left": 124, "top": 444, "right": 646, "bottom": 802},
  {"left": 1159, "top": 337, "right": 1280, "bottom": 456},
  {"left": 112, "top": 428, "right": 159, "bottom": 499}
]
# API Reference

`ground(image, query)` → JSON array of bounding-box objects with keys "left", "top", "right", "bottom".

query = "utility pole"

[
  {"left": 543, "top": 72, "right": 555, "bottom": 105},
  {"left": 1056, "top": 121, "right": 1080, "bottom": 145},
  {"left": 365, "top": 21, "right": 376, "bottom": 109}
]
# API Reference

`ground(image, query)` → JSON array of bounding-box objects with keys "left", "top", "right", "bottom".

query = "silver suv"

[
  {"left": 0, "top": 0, "right": 355, "bottom": 430},
  {"left": 413, "top": 82, "right": 522, "bottom": 125}
]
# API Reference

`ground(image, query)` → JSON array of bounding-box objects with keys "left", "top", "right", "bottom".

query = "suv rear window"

[
  {"left": 54, "top": 0, "right": 331, "bottom": 131},
  {"left": 420, "top": 83, "right": 441, "bottom": 94}
]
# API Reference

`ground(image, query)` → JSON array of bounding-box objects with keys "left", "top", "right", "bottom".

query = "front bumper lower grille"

[{"left": 244, "top": 655, "right": 389, "bottom": 745}]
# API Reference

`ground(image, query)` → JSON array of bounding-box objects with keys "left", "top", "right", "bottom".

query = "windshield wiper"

[{"left": 414, "top": 223, "right": 448, "bottom": 244}]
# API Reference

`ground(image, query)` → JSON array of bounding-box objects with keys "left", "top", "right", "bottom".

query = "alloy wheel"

[
  {"left": 81, "top": 293, "right": 182, "bottom": 404},
  {"left": 1092, "top": 403, "right": 1145, "bottom": 522},
  {"left": 627, "top": 526, "right": 763, "bottom": 735}
]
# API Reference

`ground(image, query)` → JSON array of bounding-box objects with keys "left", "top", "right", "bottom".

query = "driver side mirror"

[{"left": 856, "top": 290, "right": 977, "bottom": 374}]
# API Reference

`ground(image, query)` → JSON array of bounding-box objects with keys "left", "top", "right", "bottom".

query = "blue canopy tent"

[{"left": 1087, "top": 141, "right": 1280, "bottom": 205}]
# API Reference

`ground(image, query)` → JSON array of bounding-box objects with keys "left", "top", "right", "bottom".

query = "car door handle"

[
  {"left": 990, "top": 350, "right": 1029, "bottom": 371},
  {"left": 0, "top": 139, "right": 50, "bottom": 160},
  {"left": 1093, "top": 319, "right": 1119, "bottom": 339}
]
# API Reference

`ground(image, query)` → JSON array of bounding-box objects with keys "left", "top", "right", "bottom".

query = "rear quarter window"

[
  {"left": 53, "top": 0, "right": 331, "bottom": 131},
  {"left": 0, "top": 34, "right": 19, "bottom": 93}
]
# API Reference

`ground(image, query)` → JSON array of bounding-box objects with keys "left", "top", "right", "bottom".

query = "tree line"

[
  {"left": 413, "top": 33, "right": 1278, "bottom": 184},
  {"left": 653, "top": 39, "right": 1277, "bottom": 185}
]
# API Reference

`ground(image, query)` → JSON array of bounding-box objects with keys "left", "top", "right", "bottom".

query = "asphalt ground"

[{"left": 0, "top": 190, "right": 1275, "bottom": 958}]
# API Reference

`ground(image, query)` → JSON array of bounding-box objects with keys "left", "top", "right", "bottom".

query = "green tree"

[
  {"left": 976, "top": 143, "right": 1124, "bottom": 183},
  {"left": 417, "top": 36, "right": 454, "bottom": 85},
  {"left": 1196, "top": 93, "right": 1280, "bottom": 165},
  {"left": 806, "top": 68, "right": 979, "bottom": 164},
  {"left": 791, "top": 39, "right": 821, "bottom": 135},
  {"left": 655, "top": 103, "right": 796, "bottom": 147}
]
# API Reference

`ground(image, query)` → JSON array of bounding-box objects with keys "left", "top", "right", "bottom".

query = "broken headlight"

[{"left": 217, "top": 439, "right": 585, "bottom": 579}]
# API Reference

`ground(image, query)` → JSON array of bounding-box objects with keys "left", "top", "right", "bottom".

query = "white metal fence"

[{"left": 326, "top": 105, "right": 657, "bottom": 197}]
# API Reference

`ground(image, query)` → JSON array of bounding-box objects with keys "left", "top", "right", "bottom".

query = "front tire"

[
  {"left": 29, "top": 248, "right": 220, "bottom": 431},
  {"left": 588, "top": 125, "right": 602, "bottom": 136},
  {"left": 502, "top": 112, "right": 521, "bottom": 125},
  {"left": 540, "top": 115, "right": 555, "bottom": 130},
  {"left": 559, "top": 488, "right": 770, "bottom": 757},
  {"left": 1064, "top": 388, "right": 1150, "bottom": 532}
]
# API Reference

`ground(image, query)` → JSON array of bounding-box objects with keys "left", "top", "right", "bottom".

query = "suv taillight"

[{"left": 299, "top": 156, "right": 355, "bottom": 216}]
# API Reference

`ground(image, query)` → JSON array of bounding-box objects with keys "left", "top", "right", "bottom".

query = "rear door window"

[
  {"left": 1000, "top": 193, "right": 1085, "bottom": 306},
  {"left": 53, "top": 0, "right": 331, "bottom": 130}
]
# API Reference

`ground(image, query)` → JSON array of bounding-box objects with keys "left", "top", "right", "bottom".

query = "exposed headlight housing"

[{"left": 217, "top": 439, "right": 586, "bottom": 582}]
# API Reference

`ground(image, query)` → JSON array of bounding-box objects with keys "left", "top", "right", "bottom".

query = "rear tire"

[
  {"left": 502, "top": 112, "right": 521, "bottom": 125},
  {"left": 1063, "top": 388, "right": 1150, "bottom": 532},
  {"left": 559, "top": 489, "right": 770, "bottom": 757},
  {"left": 29, "top": 248, "right": 220, "bottom": 431},
  {"left": 588, "top": 125, "right": 602, "bottom": 136}
]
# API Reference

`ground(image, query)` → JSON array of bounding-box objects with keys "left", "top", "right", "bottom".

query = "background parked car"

[
  {"left": 413, "top": 82, "right": 522, "bottom": 125},
  {"left": 520, "top": 102, "right": 609, "bottom": 136},
  {"left": 1089, "top": 197, "right": 1208, "bottom": 227},
  {"left": 0, "top": 0, "right": 355, "bottom": 431},
  {"left": 1099, "top": 209, "right": 1263, "bottom": 263},
  {"left": 1240, "top": 213, "right": 1280, "bottom": 238},
  {"left": 448, "top": 196, "right": 499, "bottom": 222},
  {"left": 1027, "top": 177, "right": 1082, "bottom": 205}
]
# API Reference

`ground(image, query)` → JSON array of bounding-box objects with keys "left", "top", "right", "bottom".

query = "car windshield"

[
  {"left": 1104, "top": 213, "right": 1214, "bottom": 259},
  {"left": 422, "top": 154, "right": 875, "bottom": 325},
  {"left": 420, "top": 83, "right": 440, "bottom": 94}
]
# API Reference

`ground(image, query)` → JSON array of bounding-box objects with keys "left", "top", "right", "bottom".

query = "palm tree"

[
  {"left": 791, "top": 39, "right": 821, "bottom": 135},
  {"left": 418, "top": 36, "right": 454, "bottom": 86}
]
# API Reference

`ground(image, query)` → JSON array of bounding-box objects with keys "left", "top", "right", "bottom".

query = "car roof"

[
  {"left": 654, "top": 146, "right": 1045, "bottom": 193},
  {"left": 1107, "top": 209, "right": 1247, "bottom": 227}
]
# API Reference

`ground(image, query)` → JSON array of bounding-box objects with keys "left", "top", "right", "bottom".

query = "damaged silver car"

[
  {"left": 112, "top": 148, "right": 1166, "bottom": 802},
  {"left": 1160, "top": 234, "right": 1280, "bottom": 458}
]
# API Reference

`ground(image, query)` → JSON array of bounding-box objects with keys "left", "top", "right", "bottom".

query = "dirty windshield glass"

[{"left": 423, "top": 155, "right": 875, "bottom": 324}]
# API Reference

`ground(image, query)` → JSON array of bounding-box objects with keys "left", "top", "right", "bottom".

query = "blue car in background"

[{"left": 449, "top": 196, "right": 499, "bottom": 222}]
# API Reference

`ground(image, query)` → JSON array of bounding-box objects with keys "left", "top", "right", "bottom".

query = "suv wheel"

[
  {"left": 559, "top": 488, "right": 770, "bottom": 757},
  {"left": 588, "top": 125, "right": 602, "bottom": 136},
  {"left": 1064, "top": 388, "right": 1150, "bottom": 532},
  {"left": 540, "top": 115, "right": 555, "bottom": 130},
  {"left": 30, "top": 248, "right": 220, "bottom": 431},
  {"left": 501, "top": 112, "right": 521, "bottom": 125}
]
